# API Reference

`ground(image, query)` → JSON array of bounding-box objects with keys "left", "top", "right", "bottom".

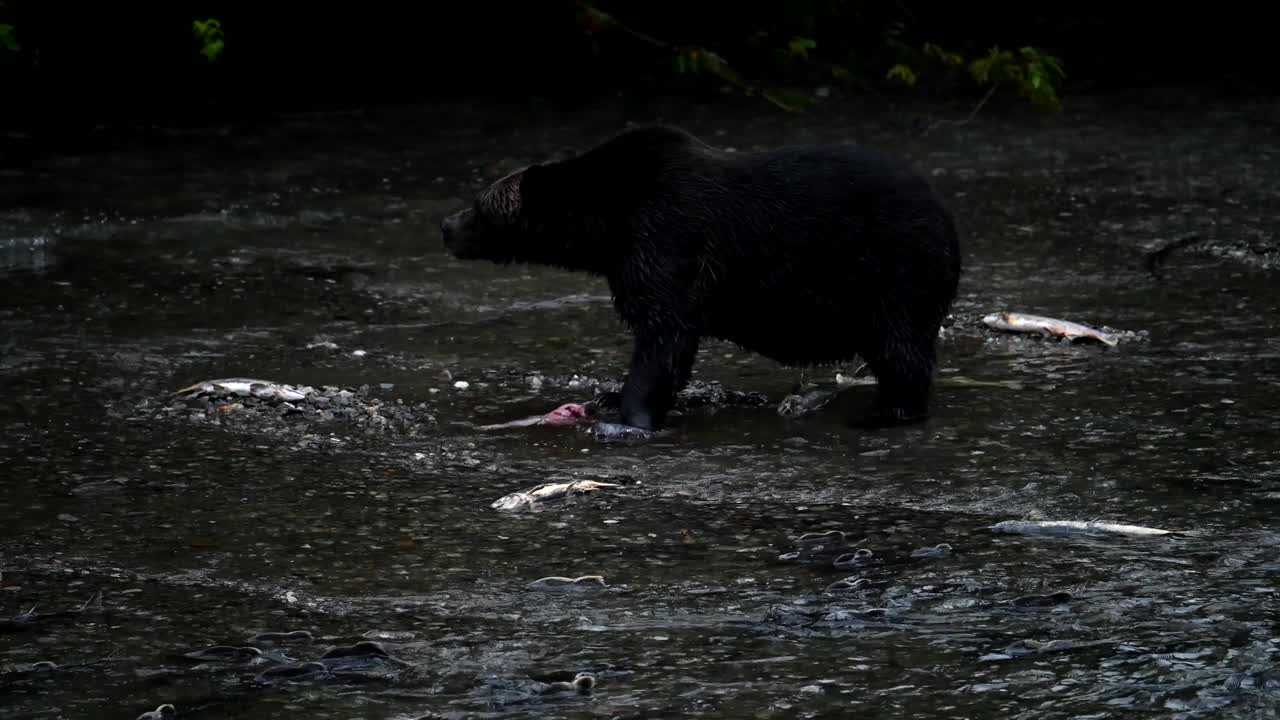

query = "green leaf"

[
  {"left": 200, "top": 39, "right": 224, "bottom": 62},
  {"left": 192, "top": 18, "right": 226, "bottom": 63},
  {"left": 885, "top": 64, "right": 917, "bottom": 87},
  {"left": 922, "top": 43, "right": 964, "bottom": 67},
  {"left": 786, "top": 36, "right": 816, "bottom": 60},
  {"left": 0, "top": 24, "right": 17, "bottom": 52}
]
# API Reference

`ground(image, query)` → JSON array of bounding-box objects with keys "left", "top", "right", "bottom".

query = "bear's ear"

[{"left": 544, "top": 146, "right": 579, "bottom": 164}]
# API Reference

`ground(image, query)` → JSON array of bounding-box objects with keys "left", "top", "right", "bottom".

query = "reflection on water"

[
  {"left": 2, "top": 91, "right": 1279, "bottom": 719},
  {"left": 0, "top": 235, "right": 54, "bottom": 274}
]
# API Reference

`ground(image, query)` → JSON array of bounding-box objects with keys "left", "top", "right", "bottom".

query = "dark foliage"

[{"left": 0, "top": 1, "right": 1272, "bottom": 131}]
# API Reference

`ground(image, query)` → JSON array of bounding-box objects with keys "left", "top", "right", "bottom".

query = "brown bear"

[{"left": 442, "top": 125, "right": 961, "bottom": 434}]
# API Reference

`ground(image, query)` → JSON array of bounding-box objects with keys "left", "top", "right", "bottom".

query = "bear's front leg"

[{"left": 616, "top": 330, "right": 700, "bottom": 431}]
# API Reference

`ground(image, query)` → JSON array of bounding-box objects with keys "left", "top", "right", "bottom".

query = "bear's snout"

[{"left": 440, "top": 209, "right": 470, "bottom": 255}]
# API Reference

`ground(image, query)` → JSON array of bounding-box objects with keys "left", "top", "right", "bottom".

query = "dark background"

[{"left": 0, "top": 1, "right": 1271, "bottom": 133}]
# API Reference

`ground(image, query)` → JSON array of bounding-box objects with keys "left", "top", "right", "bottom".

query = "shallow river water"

[{"left": 2, "top": 89, "right": 1279, "bottom": 719}]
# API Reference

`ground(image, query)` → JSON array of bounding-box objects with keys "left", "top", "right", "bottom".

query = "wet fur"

[{"left": 442, "top": 125, "right": 962, "bottom": 431}]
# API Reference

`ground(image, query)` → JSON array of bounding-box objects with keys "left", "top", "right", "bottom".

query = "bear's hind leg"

[{"left": 858, "top": 329, "right": 937, "bottom": 427}]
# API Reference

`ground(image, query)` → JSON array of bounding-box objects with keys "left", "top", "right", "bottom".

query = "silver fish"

[
  {"left": 182, "top": 645, "right": 263, "bottom": 662},
  {"left": 539, "top": 671, "right": 596, "bottom": 694},
  {"left": 910, "top": 542, "right": 953, "bottom": 559},
  {"left": 249, "top": 630, "right": 313, "bottom": 643},
  {"left": 832, "top": 548, "right": 875, "bottom": 570},
  {"left": 990, "top": 519, "right": 1172, "bottom": 537},
  {"left": 526, "top": 575, "right": 606, "bottom": 591},
  {"left": 175, "top": 378, "right": 313, "bottom": 402},
  {"left": 319, "top": 641, "right": 388, "bottom": 660},
  {"left": 777, "top": 382, "right": 846, "bottom": 418},
  {"left": 491, "top": 480, "right": 620, "bottom": 512},
  {"left": 937, "top": 376, "right": 1026, "bottom": 390},
  {"left": 979, "top": 638, "right": 1115, "bottom": 662},
  {"left": 137, "top": 705, "right": 177, "bottom": 720},
  {"left": 982, "top": 311, "right": 1120, "bottom": 346},
  {"left": 795, "top": 530, "right": 847, "bottom": 545},
  {"left": 824, "top": 577, "right": 870, "bottom": 592},
  {"left": 255, "top": 661, "right": 330, "bottom": 683}
]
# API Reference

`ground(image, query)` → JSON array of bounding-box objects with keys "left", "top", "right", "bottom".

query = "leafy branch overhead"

[
  {"left": 575, "top": 2, "right": 1066, "bottom": 113},
  {"left": 966, "top": 46, "right": 1066, "bottom": 110},
  {"left": 890, "top": 44, "right": 1066, "bottom": 112},
  {"left": 0, "top": 24, "right": 16, "bottom": 52},
  {"left": 173, "top": 5, "right": 1066, "bottom": 115},
  {"left": 192, "top": 18, "right": 225, "bottom": 63},
  {"left": 575, "top": 2, "right": 808, "bottom": 112},
  {"left": 0, "top": 0, "right": 18, "bottom": 52}
]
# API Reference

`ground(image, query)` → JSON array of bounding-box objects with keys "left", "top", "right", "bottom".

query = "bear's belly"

[{"left": 704, "top": 309, "right": 866, "bottom": 367}]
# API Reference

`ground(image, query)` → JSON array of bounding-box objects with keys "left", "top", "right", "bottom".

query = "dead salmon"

[
  {"left": 491, "top": 479, "right": 620, "bottom": 512},
  {"left": 981, "top": 311, "right": 1120, "bottom": 347},
  {"left": 777, "top": 369, "right": 873, "bottom": 418},
  {"left": 777, "top": 382, "right": 846, "bottom": 418},
  {"left": 175, "top": 378, "right": 314, "bottom": 402},
  {"left": 475, "top": 402, "right": 595, "bottom": 431},
  {"left": 990, "top": 518, "right": 1173, "bottom": 538},
  {"left": 526, "top": 575, "right": 607, "bottom": 591}
]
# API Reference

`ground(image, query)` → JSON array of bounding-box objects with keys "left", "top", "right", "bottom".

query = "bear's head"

[
  {"left": 440, "top": 146, "right": 581, "bottom": 266},
  {"left": 441, "top": 126, "right": 699, "bottom": 271},
  {"left": 440, "top": 169, "right": 524, "bottom": 263}
]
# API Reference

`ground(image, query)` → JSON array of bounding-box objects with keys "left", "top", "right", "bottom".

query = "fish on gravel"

[
  {"left": 181, "top": 645, "right": 264, "bottom": 662},
  {"left": 990, "top": 518, "right": 1173, "bottom": 538},
  {"left": 538, "top": 671, "right": 596, "bottom": 694},
  {"left": 795, "top": 530, "right": 847, "bottom": 546},
  {"left": 580, "top": 421, "right": 660, "bottom": 443},
  {"left": 255, "top": 661, "right": 330, "bottom": 683},
  {"left": 492, "top": 480, "right": 620, "bottom": 512},
  {"left": 319, "top": 640, "right": 414, "bottom": 670},
  {"left": 981, "top": 638, "right": 1116, "bottom": 662},
  {"left": 526, "top": 575, "right": 607, "bottom": 592},
  {"left": 249, "top": 630, "right": 314, "bottom": 644},
  {"left": 1012, "top": 591, "right": 1074, "bottom": 607},
  {"left": 3, "top": 593, "right": 99, "bottom": 632},
  {"left": 832, "top": 548, "right": 876, "bottom": 570},
  {"left": 777, "top": 382, "right": 848, "bottom": 418},
  {"left": 475, "top": 402, "right": 596, "bottom": 431},
  {"left": 910, "top": 543, "right": 953, "bottom": 559},
  {"left": 981, "top": 311, "right": 1120, "bottom": 346},
  {"left": 136, "top": 704, "right": 176, "bottom": 720},
  {"left": 70, "top": 477, "right": 129, "bottom": 496},
  {"left": 175, "top": 378, "right": 314, "bottom": 402},
  {"left": 824, "top": 577, "right": 870, "bottom": 593},
  {"left": 319, "top": 641, "right": 390, "bottom": 660}
]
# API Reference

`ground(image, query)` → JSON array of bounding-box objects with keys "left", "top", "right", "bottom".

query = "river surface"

[{"left": 2, "top": 89, "right": 1279, "bottom": 719}]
